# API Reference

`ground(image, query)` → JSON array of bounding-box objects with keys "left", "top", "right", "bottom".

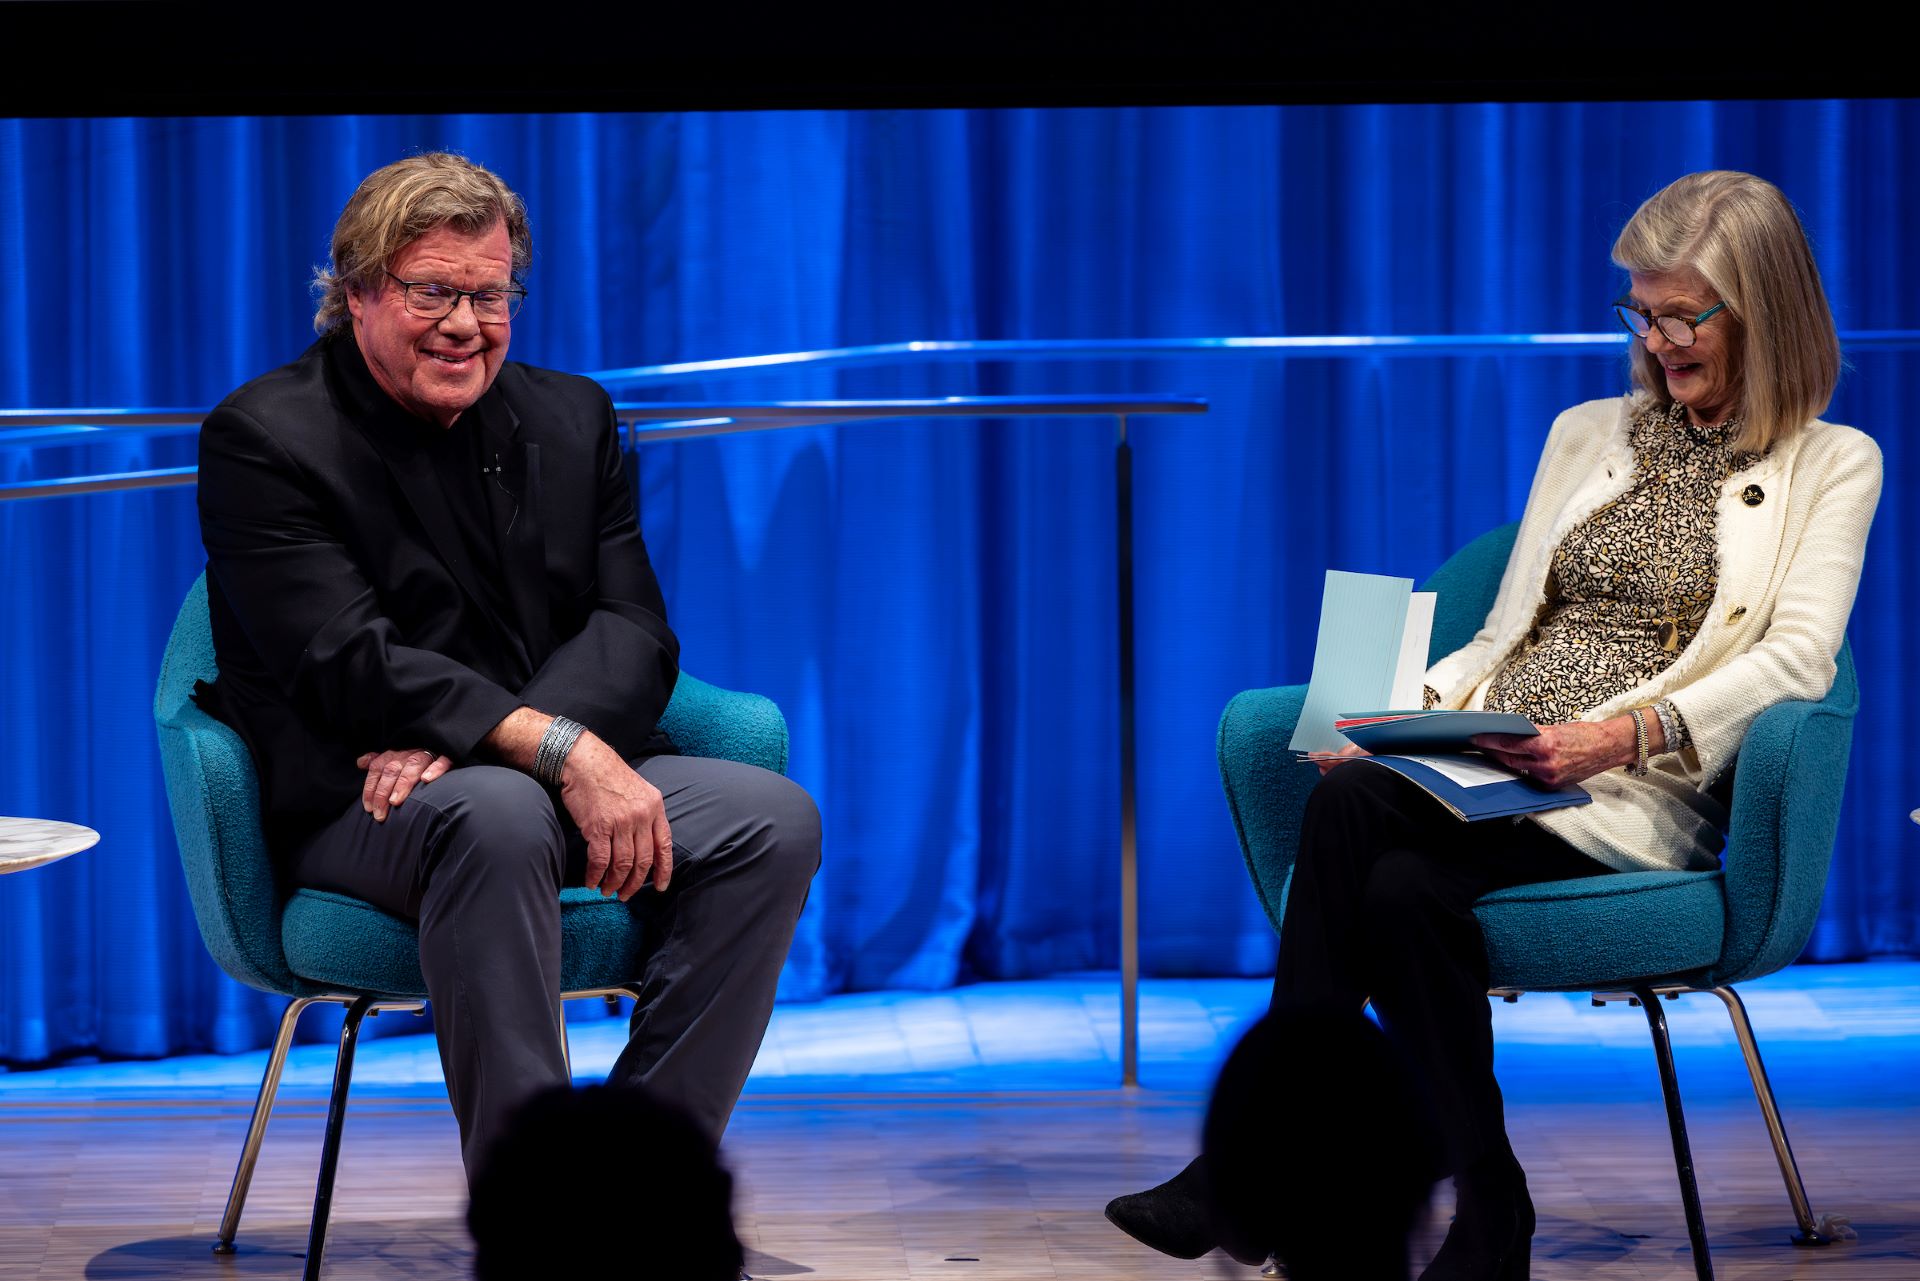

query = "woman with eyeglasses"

[{"left": 1105, "top": 170, "right": 1882, "bottom": 1280}]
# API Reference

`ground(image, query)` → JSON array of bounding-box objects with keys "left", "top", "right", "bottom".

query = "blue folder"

[
  {"left": 1353, "top": 754, "right": 1591, "bottom": 822},
  {"left": 1337, "top": 710, "right": 1538, "bottom": 754}
]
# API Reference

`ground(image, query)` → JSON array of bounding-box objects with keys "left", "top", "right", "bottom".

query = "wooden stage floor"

[{"left": 2, "top": 964, "right": 1917, "bottom": 1279}]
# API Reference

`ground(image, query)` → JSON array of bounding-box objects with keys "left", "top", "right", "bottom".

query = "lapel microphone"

[
  {"left": 482, "top": 451, "right": 521, "bottom": 531},
  {"left": 481, "top": 451, "right": 516, "bottom": 494}
]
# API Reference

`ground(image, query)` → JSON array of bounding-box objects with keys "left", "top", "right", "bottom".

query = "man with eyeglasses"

[{"left": 195, "top": 153, "right": 820, "bottom": 1191}]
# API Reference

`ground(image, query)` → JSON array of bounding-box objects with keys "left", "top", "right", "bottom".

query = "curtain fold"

[{"left": 2, "top": 103, "right": 1915, "bottom": 1065}]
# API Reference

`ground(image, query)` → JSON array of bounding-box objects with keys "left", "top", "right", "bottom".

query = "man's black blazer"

[{"left": 197, "top": 335, "right": 679, "bottom": 854}]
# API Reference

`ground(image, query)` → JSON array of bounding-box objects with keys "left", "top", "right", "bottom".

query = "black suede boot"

[
  {"left": 1104, "top": 1155, "right": 1221, "bottom": 1259},
  {"left": 1418, "top": 1150, "right": 1533, "bottom": 1281}
]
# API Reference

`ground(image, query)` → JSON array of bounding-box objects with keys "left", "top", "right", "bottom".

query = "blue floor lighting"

[{"left": 3, "top": 962, "right": 1914, "bottom": 1104}]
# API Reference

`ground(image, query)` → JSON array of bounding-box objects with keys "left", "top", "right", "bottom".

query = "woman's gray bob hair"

[{"left": 1612, "top": 171, "right": 1840, "bottom": 454}]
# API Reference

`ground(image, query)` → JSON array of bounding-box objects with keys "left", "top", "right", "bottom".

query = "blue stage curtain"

[{"left": 2, "top": 103, "right": 1915, "bottom": 1064}]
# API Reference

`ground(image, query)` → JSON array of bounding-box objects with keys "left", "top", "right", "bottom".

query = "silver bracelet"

[
  {"left": 1628, "top": 708, "right": 1650, "bottom": 777},
  {"left": 533, "top": 715, "right": 588, "bottom": 787},
  {"left": 1651, "top": 699, "right": 1683, "bottom": 755}
]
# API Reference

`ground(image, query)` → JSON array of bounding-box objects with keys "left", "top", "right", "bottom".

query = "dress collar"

[{"left": 1639, "top": 396, "right": 1765, "bottom": 469}]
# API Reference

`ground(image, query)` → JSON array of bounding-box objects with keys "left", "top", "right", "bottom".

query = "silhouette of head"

[
  {"left": 1203, "top": 1004, "right": 1441, "bottom": 1280},
  {"left": 469, "top": 1083, "right": 743, "bottom": 1281}
]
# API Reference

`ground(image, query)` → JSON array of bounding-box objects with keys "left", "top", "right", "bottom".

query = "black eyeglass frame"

[
  {"left": 384, "top": 270, "right": 528, "bottom": 323},
  {"left": 1612, "top": 298, "right": 1726, "bottom": 348}
]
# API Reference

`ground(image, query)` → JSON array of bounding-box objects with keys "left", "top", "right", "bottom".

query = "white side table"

[{"left": 0, "top": 816, "right": 99, "bottom": 875}]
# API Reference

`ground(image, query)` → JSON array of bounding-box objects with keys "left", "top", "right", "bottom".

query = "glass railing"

[{"left": 11, "top": 329, "right": 1916, "bottom": 501}]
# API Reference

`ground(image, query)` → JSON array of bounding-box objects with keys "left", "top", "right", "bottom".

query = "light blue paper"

[{"left": 1289, "top": 570, "right": 1418, "bottom": 754}]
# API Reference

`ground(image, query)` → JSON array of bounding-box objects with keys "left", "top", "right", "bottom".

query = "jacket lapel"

[
  {"left": 478, "top": 395, "right": 552, "bottom": 665},
  {"left": 1707, "top": 429, "right": 1798, "bottom": 612}
]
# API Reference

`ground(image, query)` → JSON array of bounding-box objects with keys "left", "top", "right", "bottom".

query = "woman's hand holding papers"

[
  {"left": 1314, "top": 742, "right": 1370, "bottom": 776},
  {"left": 1470, "top": 717, "right": 1650, "bottom": 788}
]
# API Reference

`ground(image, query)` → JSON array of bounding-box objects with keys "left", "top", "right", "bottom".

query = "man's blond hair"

[{"left": 312, "top": 153, "right": 531, "bottom": 335}]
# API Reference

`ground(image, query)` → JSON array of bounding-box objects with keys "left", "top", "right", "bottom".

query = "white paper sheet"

[
  {"left": 1289, "top": 570, "right": 1416, "bottom": 754},
  {"left": 1399, "top": 753, "right": 1518, "bottom": 788},
  {"left": 1390, "top": 591, "right": 1435, "bottom": 709}
]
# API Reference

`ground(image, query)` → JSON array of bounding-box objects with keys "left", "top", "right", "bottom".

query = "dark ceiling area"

[{"left": 5, "top": 1, "right": 1908, "bottom": 118}]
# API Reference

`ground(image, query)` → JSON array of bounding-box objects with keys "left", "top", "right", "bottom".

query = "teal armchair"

[
  {"left": 1218, "top": 525, "right": 1855, "bottom": 1281},
  {"left": 155, "top": 573, "right": 790, "bottom": 1281}
]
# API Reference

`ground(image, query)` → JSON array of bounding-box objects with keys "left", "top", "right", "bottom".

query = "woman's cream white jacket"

[{"left": 1425, "top": 395, "right": 1883, "bottom": 873}]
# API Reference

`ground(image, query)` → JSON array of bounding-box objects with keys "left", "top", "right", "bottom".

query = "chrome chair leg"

[
  {"left": 215, "top": 995, "right": 320, "bottom": 1254},
  {"left": 557, "top": 986, "right": 639, "bottom": 1081},
  {"left": 304, "top": 994, "right": 374, "bottom": 1281},
  {"left": 1636, "top": 985, "right": 1715, "bottom": 1281},
  {"left": 1706, "top": 985, "right": 1835, "bottom": 1245}
]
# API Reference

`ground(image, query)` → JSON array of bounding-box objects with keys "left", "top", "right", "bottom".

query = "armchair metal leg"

[
  {"left": 557, "top": 986, "right": 640, "bottom": 1081},
  {"left": 214, "top": 996, "right": 319, "bottom": 1254},
  {"left": 1636, "top": 985, "right": 1715, "bottom": 1281},
  {"left": 1706, "top": 985, "right": 1834, "bottom": 1245},
  {"left": 304, "top": 995, "right": 374, "bottom": 1281}
]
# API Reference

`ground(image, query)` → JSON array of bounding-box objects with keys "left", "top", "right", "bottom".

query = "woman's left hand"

[{"left": 1471, "top": 717, "right": 1638, "bottom": 788}]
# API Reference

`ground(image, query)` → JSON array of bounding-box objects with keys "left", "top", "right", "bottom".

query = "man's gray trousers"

[{"left": 287, "top": 754, "right": 820, "bottom": 1176}]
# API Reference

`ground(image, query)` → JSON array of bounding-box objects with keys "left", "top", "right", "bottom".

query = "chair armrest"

[
  {"left": 1711, "top": 692, "right": 1856, "bottom": 986},
  {"left": 658, "top": 673, "right": 790, "bottom": 775},
  {"left": 1217, "top": 684, "right": 1313, "bottom": 934}
]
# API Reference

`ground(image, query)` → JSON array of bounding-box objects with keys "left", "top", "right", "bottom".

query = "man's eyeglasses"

[
  {"left": 1612, "top": 299, "right": 1725, "bottom": 348},
  {"left": 386, "top": 270, "right": 527, "bottom": 324}
]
